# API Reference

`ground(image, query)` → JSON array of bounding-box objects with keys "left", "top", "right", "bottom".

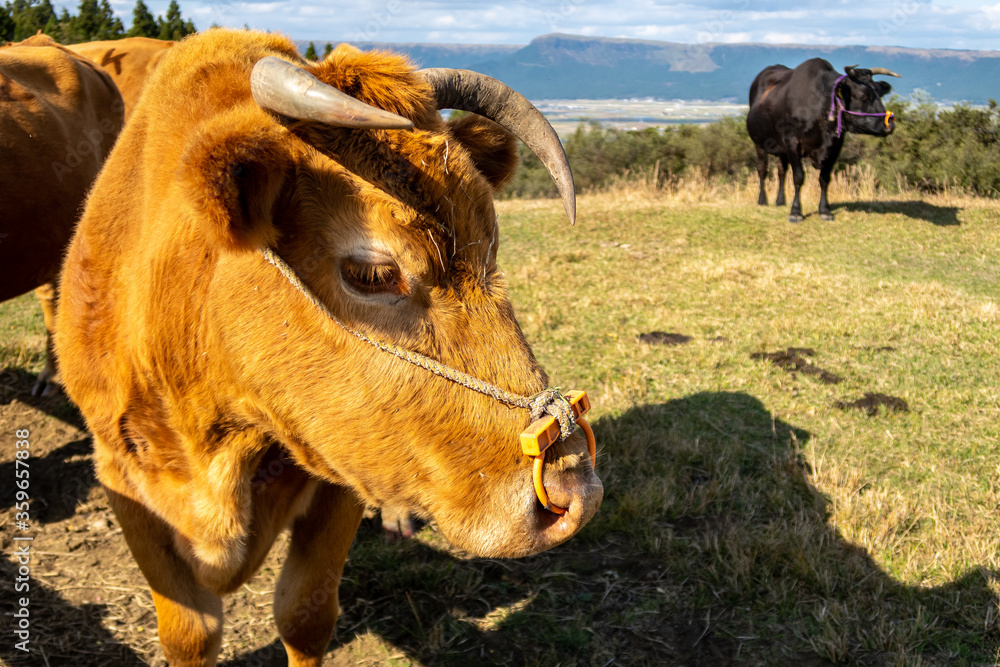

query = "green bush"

[
  {"left": 850, "top": 96, "right": 1000, "bottom": 196},
  {"left": 503, "top": 97, "right": 1000, "bottom": 199},
  {"left": 503, "top": 117, "right": 757, "bottom": 199}
]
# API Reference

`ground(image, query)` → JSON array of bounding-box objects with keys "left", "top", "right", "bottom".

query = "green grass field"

[
  {"left": 488, "top": 175, "right": 999, "bottom": 664},
  {"left": 1, "top": 288, "right": 47, "bottom": 379},
  {"left": 1, "top": 173, "right": 997, "bottom": 665}
]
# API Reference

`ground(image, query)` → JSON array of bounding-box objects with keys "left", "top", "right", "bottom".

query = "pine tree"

[
  {"left": 47, "top": 7, "right": 73, "bottom": 43},
  {"left": 42, "top": 10, "right": 57, "bottom": 36},
  {"left": 323, "top": 42, "right": 332, "bottom": 58},
  {"left": 37, "top": 0, "right": 55, "bottom": 32},
  {"left": 6, "top": 0, "right": 56, "bottom": 41},
  {"left": 304, "top": 41, "right": 317, "bottom": 60},
  {"left": 69, "top": 0, "right": 102, "bottom": 42},
  {"left": 127, "top": 0, "right": 157, "bottom": 37},
  {"left": 0, "top": 5, "right": 15, "bottom": 42},
  {"left": 93, "top": 0, "right": 123, "bottom": 39},
  {"left": 156, "top": 0, "right": 194, "bottom": 40}
]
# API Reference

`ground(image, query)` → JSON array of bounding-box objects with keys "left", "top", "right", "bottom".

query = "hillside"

[{"left": 307, "top": 33, "right": 1000, "bottom": 103}]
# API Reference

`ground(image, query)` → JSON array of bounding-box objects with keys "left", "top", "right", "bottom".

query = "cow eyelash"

[{"left": 340, "top": 258, "right": 410, "bottom": 297}]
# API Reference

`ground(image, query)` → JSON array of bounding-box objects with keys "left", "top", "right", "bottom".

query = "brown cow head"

[{"left": 174, "top": 40, "right": 601, "bottom": 558}]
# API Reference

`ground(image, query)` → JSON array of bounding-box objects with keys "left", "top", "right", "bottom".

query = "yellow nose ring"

[{"left": 520, "top": 391, "right": 597, "bottom": 514}]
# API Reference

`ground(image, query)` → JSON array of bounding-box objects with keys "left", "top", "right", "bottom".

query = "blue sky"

[{"left": 84, "top": 0, "right": 1000, "bottom": 50}]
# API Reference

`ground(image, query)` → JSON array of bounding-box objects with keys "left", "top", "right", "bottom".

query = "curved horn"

[
  {"left": 418, "top": 68, "right": 576, "bottom": 225},
  {"left": 250, "top": 56, "right": 413, "bottom": 130},
  {"left": 843, "top": 64, "right": 859, "bottom": 74},
  {"left": 868, "top": 67, "right": 902, "bottom": 78}
]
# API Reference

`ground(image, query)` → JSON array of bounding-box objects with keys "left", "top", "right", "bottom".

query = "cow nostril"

[
  {"left": 532, "top": 456, "right": 604, "bottom": 550},
  {"left": 530, "top": 417, "right": 597, "bottom": 514},
  {"left": 538, "top": 451, "right": 598, "bottom": 511},
  {"left": 532, "top": 456, "right": 568, "bottom": 515}
]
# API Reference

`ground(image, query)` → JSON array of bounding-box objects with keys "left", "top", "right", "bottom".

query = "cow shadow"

[
  {"left": 834, "top": 200, "right": 961, "bottom": 226},
  {"left": 0, "top": 367, "right": 96, "bottom": 524},
  {"left": 0, "top": 365, "right": 86, "bottom": 430},
  {"left": 0, "top": 435, "right": 96, "bottom": 524},
  {"left": 0, "top": 557, "right": 147, "bottom": 666},
  {"left": 0, "top": 368, "right": 97, "bottom": 524},
  {"left": 223, "top": 391, "right": 997, "bottom": 666}
]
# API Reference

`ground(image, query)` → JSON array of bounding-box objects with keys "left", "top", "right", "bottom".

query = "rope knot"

[{"left": 529, "top": 388, "right": 576, "bottom": 441}]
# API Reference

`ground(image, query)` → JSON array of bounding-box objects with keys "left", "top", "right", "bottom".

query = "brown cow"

[
  {"left": 55, "top": 29, "right": 601, "bottom": 666},
  {"left": 68, "top": 36, "right": 174, "bottom": 119},
  {"left": 0, "top": 34, "right": 124, "bottom": 396}
]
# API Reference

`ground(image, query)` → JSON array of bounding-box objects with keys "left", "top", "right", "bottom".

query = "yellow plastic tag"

[{"left": 519, "top": 391, "right": 591, "bottom": 456}]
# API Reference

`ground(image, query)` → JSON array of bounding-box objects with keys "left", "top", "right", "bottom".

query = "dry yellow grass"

[
  {"left": 590, "top": 163, "right": 1000, "bottom": 211},
  {"left": 496, "top": 177, "right": 999, "bottom": 663}
]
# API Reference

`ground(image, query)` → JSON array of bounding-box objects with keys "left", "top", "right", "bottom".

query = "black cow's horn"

[
  {"left": 250, "top": 56, "right": 414, "bottom": 130},
  {"left": 844, "top": 64, "right": 859, "bottom": 74},
  {"left": 868, "top": 67, "right": 902, "bottom": 78},
  {"left": 418, "top": 68, "right": 576, "bottom": 225}
]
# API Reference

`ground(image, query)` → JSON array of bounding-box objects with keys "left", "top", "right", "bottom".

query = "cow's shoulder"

[
  {"left": 796, "top": 57, "right": 836, "bottom": 77},
  {"left": 1, "top": 33, "right": 120, "bottom": 110}
]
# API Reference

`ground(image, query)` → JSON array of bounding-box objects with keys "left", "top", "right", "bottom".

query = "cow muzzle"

[
  {"left": 520, "top": 390, "right": 596, "bottom": 514},
  {"left": 516, "top": 391, "right": 603, "bottom": 549},
  {"left": 525, "top": 425, "right": 604, "bottom": 551}
]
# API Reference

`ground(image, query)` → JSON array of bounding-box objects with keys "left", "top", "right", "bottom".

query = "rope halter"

[
  {"left": 259, "top": 247, "right": 597, "bottom": 515},
  {"left": 828, "top": 74, "right": 894, "bottom": 138}
]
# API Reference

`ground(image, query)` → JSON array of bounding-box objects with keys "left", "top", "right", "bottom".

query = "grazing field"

[{"left": 1, "top": 173, "right": 998, "bottom": 665}]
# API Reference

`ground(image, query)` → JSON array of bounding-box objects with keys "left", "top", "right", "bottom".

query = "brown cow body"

[
  {"left": 68, "top": 37, "right": 174, "bottom": 118},
  {"left": 0, "top": 34, "right": 123, "bottom": 395},
  {"left": 56, "top": 29, "right": 601, "bottom": 666}
]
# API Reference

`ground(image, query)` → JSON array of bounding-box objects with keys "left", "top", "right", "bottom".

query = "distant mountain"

[
  {"left": 481, "top": 34, "right": 1000, "bottom": 103},
  {"left": 303, "top": 33, "right": 1000, "bottom": 104}
]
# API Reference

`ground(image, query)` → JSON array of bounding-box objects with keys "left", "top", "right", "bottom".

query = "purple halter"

[{"left": 828, "top": 74, "right": 894, "bottom": 137}]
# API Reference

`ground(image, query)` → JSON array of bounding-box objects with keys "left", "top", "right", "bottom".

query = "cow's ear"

[
  {"left": 448, "top": 113, "right": 519, "bottom": 191},
  {"left": 874, "top": 81, "right": 892, "bottom": 97},
  {"left": 181, "top": 111, "right": 292, "bottom": 251}
]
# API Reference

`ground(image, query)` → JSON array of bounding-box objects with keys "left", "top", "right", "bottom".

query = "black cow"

[{"left": 747, "top": 59, "right": 900, "bottom": 222}]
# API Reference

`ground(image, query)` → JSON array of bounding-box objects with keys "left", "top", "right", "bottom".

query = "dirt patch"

[
  {"left": 639, "top": 331, "right": 693, "bottom": 346},
  {"left": 835, "top": 393, "right": 910, "bottom": 416},
  {"left": 750, "top": 348, "right": 842, "bottom": 384},
  {"left": 858, "top": 345, "right": 897, "bottom": 353}
]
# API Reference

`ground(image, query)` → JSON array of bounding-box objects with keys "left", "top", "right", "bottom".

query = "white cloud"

[
  {"left": 713, "top": 32, "right": 752, "bottom": 44},
  {"left": 63, "top": 0, "right": 1000, "bottom": 51},
  {"left": 430, "top": 14, "right": 460, "bottom": 28},
  {"left": 981, "top": 2, "right": 1000, "bottom": 29},
  {"left": 760, "top": 31, "right": 831, "bottom": 45}
]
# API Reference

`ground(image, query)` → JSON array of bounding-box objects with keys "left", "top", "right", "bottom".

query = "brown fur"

[
  {"left": 56, "top": 29, "right": 602, "bottom": 666},
  {"left": 0, "top": 33, "right": 124, "bottom": 395},
  {"left": 68, "top": 37, "right": 174, "bottom": 119}
]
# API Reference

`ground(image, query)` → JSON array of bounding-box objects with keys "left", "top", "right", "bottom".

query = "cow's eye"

[{"left": 340, "top": 258, "right": 410, "bottom": 297}]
